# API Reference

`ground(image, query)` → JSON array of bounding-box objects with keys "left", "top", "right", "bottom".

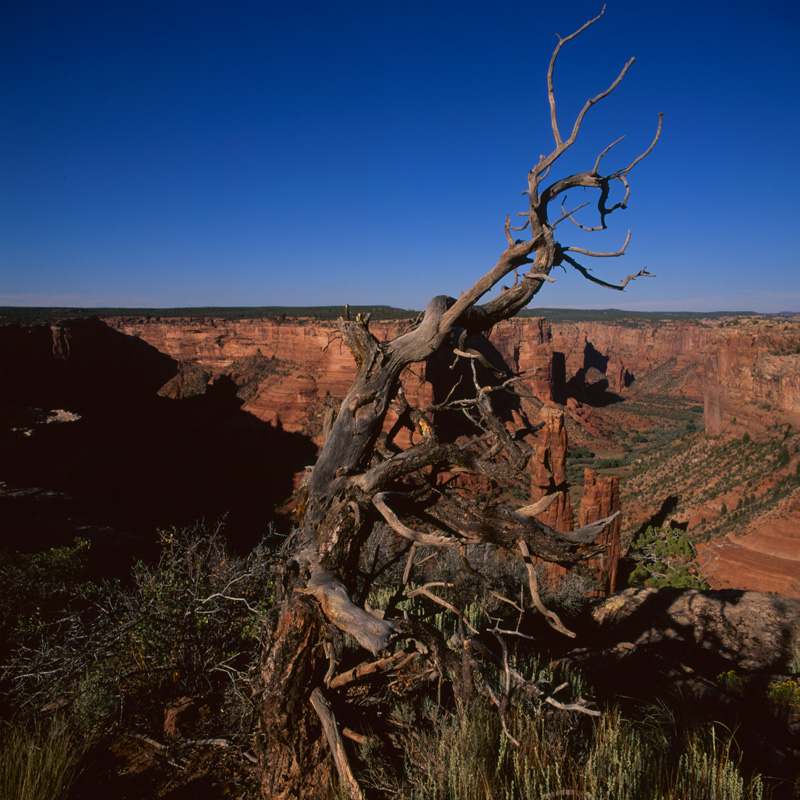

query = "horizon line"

[{"left": 2, "top": 304, "right": 799, "bottom": 317}]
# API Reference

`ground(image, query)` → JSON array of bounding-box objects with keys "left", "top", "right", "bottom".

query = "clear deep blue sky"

[{"left": 2, "top": 0, "right": 799, "bottom": 312}]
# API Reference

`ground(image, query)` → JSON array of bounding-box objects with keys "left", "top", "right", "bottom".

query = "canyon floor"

[{"left": 560, "top": 380, "right": 800, "bottom": 597}]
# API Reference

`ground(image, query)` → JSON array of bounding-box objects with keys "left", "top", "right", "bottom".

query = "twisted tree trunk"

[{"left": 254, "top": 10, "right": 661, "bottom": 797}]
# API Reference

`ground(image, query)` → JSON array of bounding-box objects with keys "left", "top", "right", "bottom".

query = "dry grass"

[{"left": 0, "top": 715, "right": 85, "bottom": 800}]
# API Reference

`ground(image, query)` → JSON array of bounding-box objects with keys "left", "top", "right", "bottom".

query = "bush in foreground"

[{"left": 3, "top": 522, "right": 277, "bottom": 738}]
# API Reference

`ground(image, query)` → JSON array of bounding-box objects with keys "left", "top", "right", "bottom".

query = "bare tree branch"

[
  {"left": 561, "top": 253, "right": 654, "bottom": 290},
  {"left": 518, "top": 538, "right": 576, "bottom": 637},
  {"left": 562, "top": 229, "right": 632, "bottom": 258},
  {"left": 618, "top": 111, "right": 664, "bottom": 175},
  {"left": 406, "top": 584, "right": 480, "bottom": 635},
  {"left": 547, "top": 5, "right": 608, "bottom": 147},
  {"left": 373, "top": 492, "right": 459, "bottom": 547},
  {"left": 516, "top": 492, "right": 559, "bottom": 518},
  {"left": 329, "top": 649, "right": 417, "bottom": 690},
  {"left": 310, "top": 688, "right": 364, "bottom": 800},
  {"left": 592, "top": 134, "right": 627, "bottom": 173}
]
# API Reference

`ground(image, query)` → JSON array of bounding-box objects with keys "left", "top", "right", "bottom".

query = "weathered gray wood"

[
  {"left": 310, "top": 688, "right": 364, "bottom": 800},
  {"left": 255, "top": 10, "right": 662, "bottom": 797}
]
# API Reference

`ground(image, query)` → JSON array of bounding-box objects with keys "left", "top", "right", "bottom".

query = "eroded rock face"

[
  {"left": 105, "top": 315, "right": 800, "bottom": 445},
  {"left": 579, "top": 469, "right": 621, "bottom": 595},
  {"left": 550, "top": 320, "right": 711, "bottom": 399},
  {"left": 107, "top": 317, "right": 375, "bottom": 435},
  {"left": 528, "top": 417, "right": 621, "bottom": 598},
  {"left": 486, "top": 317, "right": 554, "bottom": 401},
  {"left": 703, "top": 321, "right": 800, "bottom": 436},
  {"left": 529, "top": 407, "right": 574, "bottom": 531},
  {"left": 106, "top": 316, "right": 554, "bottom": 439}
]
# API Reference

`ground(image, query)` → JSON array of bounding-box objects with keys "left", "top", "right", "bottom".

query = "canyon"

[
  {"left": 100, "top": 313, "right": 800, "bottom": 439},
  {"left": 2, "top": 311, "right": 799, "bottom": 596}
]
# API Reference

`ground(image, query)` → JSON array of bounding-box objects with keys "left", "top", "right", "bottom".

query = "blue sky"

[{"left": 2, "top": 0, "right": 799, "bottom": 312}]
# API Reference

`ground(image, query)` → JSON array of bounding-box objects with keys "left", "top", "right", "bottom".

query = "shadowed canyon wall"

[
  {"left": 550, "top": 320, "right": 711, "bottom": 399},
  {"left": 0, "top": 319, "right": 318, "bottom": 557},
  {"left": 105, "top": 315, "right": 800, "bottom": 439},
  {"left": 4, "top": 314, "right": 800, "bottom": 596}
]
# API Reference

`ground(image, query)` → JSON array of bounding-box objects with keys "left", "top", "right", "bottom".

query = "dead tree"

[{"left": 255, "top": 9, "right": 661, "bottom": 798}]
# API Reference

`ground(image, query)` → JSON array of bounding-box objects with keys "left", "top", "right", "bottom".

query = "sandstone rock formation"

[
  {"left": 528, "top": 413, "right": 621, "bottom": 597},
  {"left": 550, "top": 320, "right": 710, "bottom": 399},
  {"left": 579, "top": 469, "right": 621, "bottom": 595},
  {"left": 529, "top": 407, "right": 574, "bottom": 531},
  {"left": 483, "top": 317, "right": 554, "bottom": 401},
  {"left": 703, "top": 320, "right": 800, "bottom": 435}
]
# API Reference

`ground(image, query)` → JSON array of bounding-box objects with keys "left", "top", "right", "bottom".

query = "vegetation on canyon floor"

[{"left": 619, "top": 424, "right": 800, "bottom": 546}]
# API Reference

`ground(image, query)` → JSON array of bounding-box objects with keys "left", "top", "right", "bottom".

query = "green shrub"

[
  {"left": 127, "top": 524, "right": 274, "bottom": 699},
  {"left": 628, "top": 526, "right": 709, "bottom": 590},
  {"left": 2, "top": 522, "right": 276, "bottom": 735},
  {"left": 0, "top": 538, "right": 91, "bottom": 649}
]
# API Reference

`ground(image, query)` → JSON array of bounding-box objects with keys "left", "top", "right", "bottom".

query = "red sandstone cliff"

[
  {"left": 549, "top": 320, "right": 711, "bottom": 399},
  {"left": 529, "top": 407, "right": 574, "bottom": 531},
  {"left": 579, "top": 469, "right": 621, "bottom": 596},
  {"left": 702, "top": 320, "right": 800, "bottom": 436},
  {"left": 527, "top": 412, "right": 621, "bottom": 597},
  {"left": 105, "top": 316, "right": 551, "bottom": 439},
  {"left": 105, "top": 317, "right": 417, "bottom": 436},
  {"left": 105, "top": 315, "right": 800, "bottom": 443},
  {"left": 482, "top": 317, "right": 554, "bottom": 402}
]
